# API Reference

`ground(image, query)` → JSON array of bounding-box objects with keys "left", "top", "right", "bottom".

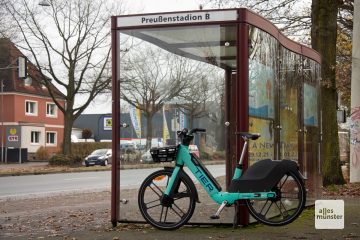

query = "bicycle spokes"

[
  {"left": 138, "top": 169, "right": 196, "bottom": 230},
  {"left": 246, "top": 171, "right": 306, "bottom": 226}
]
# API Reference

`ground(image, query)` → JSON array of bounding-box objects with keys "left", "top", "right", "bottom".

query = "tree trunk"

[
  {"left": 311, "top": 0, "right": 345, "bottom": 186},
  {"left": 350, "top": 0, "right": 360, "bottom": 183},
  {"left": 145, "top": 114, "right": 153, "bottom": 150},
  {"left": 62, "top": 111, "right": 74, "bottom": 155}
]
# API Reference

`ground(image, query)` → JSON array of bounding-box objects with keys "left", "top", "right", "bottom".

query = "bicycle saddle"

[{"left": 235, "top": 132, "right": 261, "bottom": 140}]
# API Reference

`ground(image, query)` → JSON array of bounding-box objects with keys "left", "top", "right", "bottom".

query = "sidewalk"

[
  {"left": 1, "top": 186, "right": 359, "bottom": 240},
  {"left": 1, "top": 162, "right": 359, "bottom": 239},
  {"left": 0, "top": 161, "right": 48, "bottom": 170}
]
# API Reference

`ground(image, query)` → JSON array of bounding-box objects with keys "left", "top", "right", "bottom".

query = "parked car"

[
  {"left": 189, "top": 144, "right": 200, "bottom": 158},
  {"left": 85, "top": 149, "right": 112, "bottom": 167},
  {"left": 120, "top": 141, "right": 137, "bottom": 152},
  {"left": 140, "top": 150, "right": 153, "bottom": 164}
]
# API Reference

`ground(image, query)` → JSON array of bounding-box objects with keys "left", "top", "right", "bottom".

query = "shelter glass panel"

[
  {"left": 279, "top": 47, "right": 301, "bottom": 161},
  {"left": 118, "top": 24, "right": 236, "bottom": 223},
  {"left": 303, "top": 58, "right": 321, "bottom": 199},
  {"left": 248, "top": 26, "right": 278, "bottom": 165}
]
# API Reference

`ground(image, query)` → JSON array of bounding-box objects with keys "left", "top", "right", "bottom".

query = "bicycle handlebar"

[
  {"left": 177, "top": 128, "right": 206, "bottom": 145},
  {"left": 189, "top": 128, "right": 206, "bottom": 134}
]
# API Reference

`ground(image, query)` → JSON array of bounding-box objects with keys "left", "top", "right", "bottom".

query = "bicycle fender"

[
  {"left": 229, "top": 159, "right": 302, "bottom": 193},
  {"left": 164, "top": 167, "right": 200, "bottom": 203}
]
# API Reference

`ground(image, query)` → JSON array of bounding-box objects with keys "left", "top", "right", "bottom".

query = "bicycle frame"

[{"left": 164, "top": 144, "right": 276, "bottom": 205}]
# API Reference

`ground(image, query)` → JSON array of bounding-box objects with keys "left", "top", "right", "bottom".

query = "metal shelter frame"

[{"left": 110, "top": 8, "right": 321, "bottom": 226}]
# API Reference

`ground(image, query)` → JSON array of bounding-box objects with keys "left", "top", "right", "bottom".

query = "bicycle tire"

[
  {"left": 138, "top": 168, "right": 196, "bottom": 230},
  {"left": 245, "top": 170, "right": 306, "bottom": 226}
]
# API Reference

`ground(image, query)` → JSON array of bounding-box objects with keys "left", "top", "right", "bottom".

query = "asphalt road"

[{"left": 0, "top": 164, "right": 225, "bottom": 199}]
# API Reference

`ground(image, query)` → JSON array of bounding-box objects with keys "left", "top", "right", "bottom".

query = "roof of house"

[{"left": 0, "top": 38, "right": 65, "bottom": 100}]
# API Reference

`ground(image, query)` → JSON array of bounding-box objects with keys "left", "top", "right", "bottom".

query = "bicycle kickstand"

[{"left": 210, "top": 200, "right": 228, "bottom": 219}]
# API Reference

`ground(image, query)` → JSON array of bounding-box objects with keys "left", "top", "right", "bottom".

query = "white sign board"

[
  {"left": 18, "top": 56, "right": 27, "bottom": 78},
  {"left": 315, "top": 200, "right": 344, "bottom": 229},
  {"left": 103, "top": 117, "right": 112, "bottom": 130},
  {"left": 117, "top": 10, "right": 237, "bottom": 27}
]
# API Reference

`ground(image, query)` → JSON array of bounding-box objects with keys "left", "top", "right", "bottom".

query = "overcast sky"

[
  {"left": 83, "top": 0, "right": 201, "bottom": 114},
  {"left": 132, "top": 0, "right": 200, "bottom": 14}
]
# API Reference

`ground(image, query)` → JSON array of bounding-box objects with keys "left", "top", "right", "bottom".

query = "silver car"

[{"left": 140, "top": 150, "right": 153, "bottom": 163}]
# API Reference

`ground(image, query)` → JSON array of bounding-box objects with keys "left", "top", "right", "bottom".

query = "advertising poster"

[
  {"left": 249, "top": 60, "right": 275, "bottom": 119},
  {"left": 304, "top": 83, "right": 318, "bottom": 126},
  {"left": 129, "top": 105, "right": 142, "bottom": 138},
  {"left": 248, "top": 117, "right": 274, "bottom": 165},
  {"left": 163, "top": 106, "right": 170, "bottom": 142},
  {"left": 280, "top": 84, "right": 298, "bottom": 161}
]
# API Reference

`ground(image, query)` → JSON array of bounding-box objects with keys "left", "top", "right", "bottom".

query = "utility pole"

[{"left": 350, "top": 0, "right": 360, "bottom": 183}]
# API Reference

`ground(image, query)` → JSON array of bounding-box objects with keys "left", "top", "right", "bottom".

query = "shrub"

[
  {"left": 199, "top": 149, "right": 210, "bottom": 160},
  {"left": 70, "top": 155, "right": 83, "bottom": 166},
  {"left": 50, "top": 142, "right": 113, "bottom": 167},
  {"left": 71, "top": 142, "right": 111, "bottom": 160},
  {"left": 49, "top": 153, "right": 83, "bottom": 167},
  {"left": 49, "top": 154, "right": 71, "bottom": 166},
  {"left": 35, "top": 146, "right": 50, "bottom": 160},
  {"left": 212, "top": 150, "right": 225, "bottom": 160}
]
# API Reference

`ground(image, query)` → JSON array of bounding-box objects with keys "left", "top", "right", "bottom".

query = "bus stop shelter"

[{"left": 111, "top": 8, "right": 321, "bottom": 226}]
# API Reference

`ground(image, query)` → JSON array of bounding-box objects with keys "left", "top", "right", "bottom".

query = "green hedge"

[
  {"left": 49, "top": 154, "right": 82, "bottom": 166},
  {"left": 49, "top": 142, "right": 111, "bottom": 166},
  {"left": 71, "top": 142, "right": 112, "bottom": 160}
]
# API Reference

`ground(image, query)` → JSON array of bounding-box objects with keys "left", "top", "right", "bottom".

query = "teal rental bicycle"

[{"left": 138, "top": 128, "right": 306, "bottom": 230}]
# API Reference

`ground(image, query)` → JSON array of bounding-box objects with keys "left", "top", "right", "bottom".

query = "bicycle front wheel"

[
  {"left": 245, "top": 171, "right": 306, "bottom": 226},
  {"left": 138, "top": 169, "right": 196, "bottom": 230}
]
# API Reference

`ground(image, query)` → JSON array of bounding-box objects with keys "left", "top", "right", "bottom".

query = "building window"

[
  {"left": 46, "top": 132, "right": 57, "bottom": 145},
  {"left": 46, "top": 103, "right": 57, "bottom": 117},
  {"left": 31, "top": 131, "right": 40, "bottom": 144},
  {"left": 25, "top": 101, "right": 38, "bottom": 116}
]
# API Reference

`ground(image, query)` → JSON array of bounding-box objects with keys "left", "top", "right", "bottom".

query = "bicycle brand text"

[{"left": 195, "top": 167, "right": 214, "bottom": 192}]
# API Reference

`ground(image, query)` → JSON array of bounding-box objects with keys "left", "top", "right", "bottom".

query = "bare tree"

[
  {"left": 121, "top": 46, "right": 198, "bottom": 149},
  {"left": 5, "top": 0, "right": 123, "bottom": 155},
  {"left": 201, "top": 0, "right": 311, "bottom": 41},
  {"left": 338, "top": 0, "right": 354, "bottom": 36},
  {"left": 207, "top": 74, "right": 226, "bottom": 151},
  {"left": 202, "top": 0, "right": 353, "bottom": 44},
  {"left": 178, "top": 74, "right": 211, "bottom": 129},
  {"left": 0, "top": 0, "right": 17, "bottom": 38}
]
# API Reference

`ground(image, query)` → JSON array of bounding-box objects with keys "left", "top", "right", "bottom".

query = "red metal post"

[
  {"left": 111, "top": 16, "right": 120, "bottom": 227},
  {"left": 236, "top": 14, "right": 250, "bottom": 226}
]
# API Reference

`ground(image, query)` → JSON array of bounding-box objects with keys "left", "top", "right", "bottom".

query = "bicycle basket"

[{"left": 150, "top": 145, "right": 178, "bottom": 162}]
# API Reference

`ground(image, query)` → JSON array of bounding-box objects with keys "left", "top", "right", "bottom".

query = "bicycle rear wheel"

[
  {"left": 138, "top": 169, "right": 196, "bottom": 230},
  {"left": 245, "top": 171, "right": 306, "bottom": 226}
]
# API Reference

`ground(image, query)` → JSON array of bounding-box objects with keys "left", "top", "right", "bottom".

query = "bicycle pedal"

[{"left": 210, "top": 215, "right": 220, "bottom": 220}]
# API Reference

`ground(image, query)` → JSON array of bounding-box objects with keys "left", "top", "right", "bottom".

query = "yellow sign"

[
  {"left": 106, "top": 118, "right": 112, "bottom": 127},
  {"left": 9, "top": 128, "right": 17, "bottom": 135}
]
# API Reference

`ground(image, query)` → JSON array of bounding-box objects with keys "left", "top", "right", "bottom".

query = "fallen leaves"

[{"left": 322, "top": 183, "right": 360, "bottom": 197}]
